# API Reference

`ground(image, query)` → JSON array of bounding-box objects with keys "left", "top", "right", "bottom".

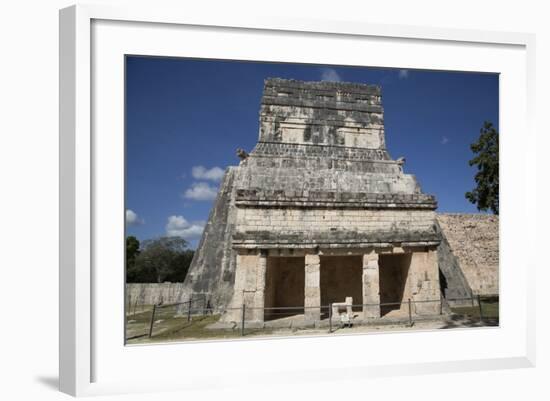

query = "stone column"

[
  {"left": 304, "top": 253, "right": 321, "bottom": 323},
  {"left": 221, "top": 252, "right": 259, "bottom": 323},
  {"left": 410, "top": 249, "right": 440, "bottom": 316},
  {"left": 254, "top": 250, "right": 268, "bottom": 322},
  {"left": 363, "top": 252, "right": 381, "bottom": 318}
]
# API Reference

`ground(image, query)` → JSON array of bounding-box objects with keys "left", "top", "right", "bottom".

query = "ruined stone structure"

[{"left": 182, "top": 78, "right": 443, "bottom": 323}]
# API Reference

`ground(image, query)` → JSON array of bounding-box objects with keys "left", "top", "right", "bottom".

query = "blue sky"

[{"left": 125, "top": 56, "right": 499, "bottom": 248}]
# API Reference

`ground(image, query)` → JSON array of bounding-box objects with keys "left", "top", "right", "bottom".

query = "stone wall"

[
  {"left": 236, "top": 208, "right": 436, "bottom": 233},
  {"left": 435, "top": 220, "right": 473, "bottom": 304},
  {"left": 126, "top": 283, "right": 187, "bottom": 306},
  {"left": 236, "top": 155, "right": 421, "bottom": 194},
  {"left": 233, "top": 208, "right": 439, "bottom": 249},
  {"left": 259, "top": 78, "right": 384, "bottom": 149},
  {"left": 437, "top": 214, "right": 499, "bottom": 296}
]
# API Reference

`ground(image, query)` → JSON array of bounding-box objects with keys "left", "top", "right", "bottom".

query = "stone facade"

[{"left": 182, "top": 78, "right": 443, "bottom": 323}]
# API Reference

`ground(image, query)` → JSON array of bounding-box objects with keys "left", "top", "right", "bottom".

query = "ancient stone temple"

[{"left": 182, "top": 78, "right": 442, "bottom": 323}]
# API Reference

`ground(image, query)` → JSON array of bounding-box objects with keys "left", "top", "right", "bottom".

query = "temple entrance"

[
  {"left": 320, "top": 255, "right": 363, "bottom": 315},
  {"left": 378, "top": 253, "right": 412, "bottom": 316},
  {"left": 264, "top": 256, "right": 305, "bottom": 321}
]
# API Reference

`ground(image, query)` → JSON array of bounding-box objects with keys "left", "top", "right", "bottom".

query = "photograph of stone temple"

[{"left": 125, "top": 60, "right": 499, "bottom": 343}]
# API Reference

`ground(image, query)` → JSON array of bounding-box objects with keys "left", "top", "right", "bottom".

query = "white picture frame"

[{"left": 59, "top": 4, "right": 536, "bottom": 397}]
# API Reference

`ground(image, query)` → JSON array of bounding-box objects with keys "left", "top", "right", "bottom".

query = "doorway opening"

[
  {"left": 378, "top": 253, "right": 412, "bottom": 316},
  {"left": 264, "top": 256, "right": 304, "bottom": 321},
  {"left": 320, "top": 255, "right": 363, "bottom": 317}
]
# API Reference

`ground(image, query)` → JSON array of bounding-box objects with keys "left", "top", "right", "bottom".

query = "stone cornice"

[{"left": 235, "top": 189, "right": 437, "bottom": 210}]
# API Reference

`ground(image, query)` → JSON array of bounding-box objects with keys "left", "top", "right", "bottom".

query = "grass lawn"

[
  {"left": 126, "top": 306, "right": 276, "bottom": 344},
  {"left": 451, "top": 299, "right": 499, "bottom": 319}
]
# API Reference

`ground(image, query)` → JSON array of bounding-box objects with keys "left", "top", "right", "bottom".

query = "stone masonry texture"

[{"left": 437, "top": 214, "right": 499, "bottom": 296}]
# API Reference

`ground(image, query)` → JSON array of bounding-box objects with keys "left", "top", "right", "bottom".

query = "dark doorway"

[
  {"left": 320, "top": 255, "right": 363, "bottom": 315},
  {"left": 264, "top": 257, "right": 305, "bottom": 320},
  {"left": 378, "top": 253, "right": 412, "bottom": 316}
]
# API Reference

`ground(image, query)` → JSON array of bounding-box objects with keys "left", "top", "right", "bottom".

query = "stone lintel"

[
  {"left": 235, "top": 188, "right": 437, "bottom": 205},
  {"left": 232, "top": 241, "right": 441, "bottom": 250},
  {"left": 263, "top": 77, "right": 382, "bottom": 95},
  {"left": 234, "top": 200, "right": 437, "bottom": 210}
]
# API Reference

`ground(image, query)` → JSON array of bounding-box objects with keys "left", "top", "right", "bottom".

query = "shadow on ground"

[
  {"left": 35, "top": 376, "right": 58, "bottom": 391},
  {"left": 440, "top": 314, "right": 499, "bottom": 329}
]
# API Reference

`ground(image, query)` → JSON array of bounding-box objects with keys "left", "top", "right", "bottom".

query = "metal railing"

[
  {"left": 137, "top": 294, "right": 498, "bottom": 340},
  {"left": 148, "top": 295, "right": 209, "bottom": 338}
]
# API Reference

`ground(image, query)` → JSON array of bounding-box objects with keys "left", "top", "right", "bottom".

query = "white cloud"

[
  {"left": 440, "top": 136, "right": 450, "bottom": 145},
  {"left": 398, "top": 69, "right": 409, "bottom": 79},
  {"left": 183, "top": 182, "right": 218, "bottom": 201},
  {"left": 191, "top": 165, "right": 225, "bottom": 182},
  {"left": 320, "top": 68, "right": 342, "bottom": 82},
  {"left": 165, "top": 215, "right": 205, "bottom": 240},
  {"left": 125, "top": 209, "right": 144, "bottom": 225}
]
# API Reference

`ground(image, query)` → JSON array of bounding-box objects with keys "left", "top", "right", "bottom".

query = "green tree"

[
  {"left": 465, "top": 121, "right": 499, "bottom": 214},
  {"left": 164, "top": 250, "right": 194, "bottom": 282},
  {"left": 125, "top": 236, "right": 141, "bottom": 282},
  {"left": 129, "top": 236, "right": 194, "bottom": 283},
  {"left": 126, "top": 236, "right": 140, "bottom": 267}
]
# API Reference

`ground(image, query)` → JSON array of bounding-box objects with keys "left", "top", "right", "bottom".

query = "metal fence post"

[
  {"left": 408, "top": 299, "right": 413, "bottom": 327},
  {"left": 478, "top": 294, "right": 483, "bottom": 323},
  {"left": 148, "top": 304, "right": 157, "bottom": 338},
  {"left": 328, "top": 303, "right": 332, "bottom": 333},
  {"left": 241, "top": 304, "right": 246, "bottom": 337},
  {"left": 187, "top": 297, "right": 192, "bottom": 322}
]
